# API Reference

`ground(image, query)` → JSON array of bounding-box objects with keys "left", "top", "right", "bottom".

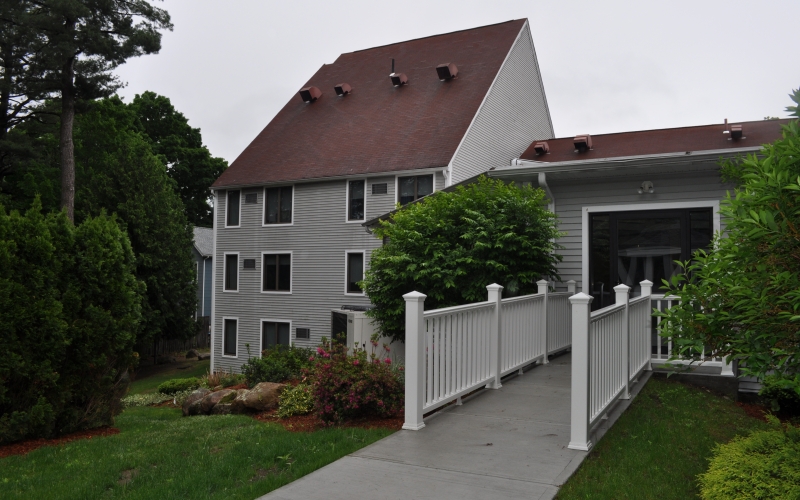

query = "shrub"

[
  {"left": 759, "top": 375, "right": 800, "bottom": 415},
  {"left": 276, "top": 384, "right": 314, "bottom": 418},
  {"left": 242, "top": 345, "right": 314, "bottom": 387},
  {"left": 305, "top": 337, "right": 403, "bottom": 424},
  {"left": 121, "top": 389, "right": 196, "bottom": 408},
  {"left": 0, "top": 201, "right": 143, "bottom": 444},
  {"left": 199, "top": 370, "right": 244, "bottom": 389},
  {"left": 157, "top": 377, "right": 200, "bottom": 395},
  {"left": 699, "top": 417, "right": 800, "bottom": 499}
]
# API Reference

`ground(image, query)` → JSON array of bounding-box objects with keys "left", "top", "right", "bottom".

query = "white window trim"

[
  {"left": 259, "top": 318, "right": 293, "bottom": 353},
  {"left": 581, "top": 200, "right": 721, "bottom": 294},
  {"left": 262, "top": 185, "right": 295, "bottom": 227},
  {"left": 221, "top": 316, "right": 238, "bottom": 358},
  {"left": 344, "top": 250, "right": 366, "bottom": 296},
  {"left": 225, "top": 189, "right": 242, "bottom": 228},
  {"left": 223, "top": 252, "right": 240, "bottom": 293},
  {"left": 345, "top": 179, "right": 367, "bottom": 223},
  {"left": 395, "top": 172, "right": 437, "bottom": 205},
  {"left": 260, "top": 251, "right": 293, "bottom": 295}
]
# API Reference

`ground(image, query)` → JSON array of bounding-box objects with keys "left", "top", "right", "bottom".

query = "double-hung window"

[
  {"left": 398, "top": 174, "right": 433, "bottom": 205},
  {"left": 262, "top": 321, "right": 291, "bottom": 351},
  {"left": 345, "top": 251, "right": 364, "bottom": 295},
  {"left": 264, "top": 186, "right": 293, "bottom": 224},
  {"left": 226, "top": 190, "right": 241, "bottom": 226},
  {"left": 223, "top": 318, "right": 238, "bottom": 356},
  {"left": 224, "top": 253, "right": 238, "bottom": 291},
  {"left": 347, "top": 180, "right": 365, "bottom": 221},
  {"left": 262, "top": 253, "right": 291, "bottom": 292}
]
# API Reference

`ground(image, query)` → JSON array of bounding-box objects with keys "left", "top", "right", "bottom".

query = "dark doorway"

[{"left": 589, "top": 208, "right": 712, "bottom": 310}]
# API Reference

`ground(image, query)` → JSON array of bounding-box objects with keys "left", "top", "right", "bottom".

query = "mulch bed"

[
  {"left": 0, "top": 427, "right": 120, "bottom": 459},
  {"left": 252, "top": 409, "right": 403, "bottom": 433}
]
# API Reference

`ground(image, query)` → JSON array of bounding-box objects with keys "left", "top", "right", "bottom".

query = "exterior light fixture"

[{"left": 638, "top": 181, "right": 654, "bottom": 194}]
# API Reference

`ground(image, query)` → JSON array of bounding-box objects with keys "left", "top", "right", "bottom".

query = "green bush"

[
  {"left": 699, "top": 418, "right": 800, "bottom": 499},
  {"left": 276, "top": 384, "right": 314, "bottom": 418},
  {"left": 242, "top": 345, "right": 314, "bottom": 387},
  {"left": 157, "top": 377, "right": 200, "bottom": 395},
  {"left": 305, "top": 338, "right": 403, "bottom": 424},
  {"left": 759, "top": 375, "right": 800, "bottom": 415},
  {"left": 0, "top": 201, "right": 143, "bottom": 444}
]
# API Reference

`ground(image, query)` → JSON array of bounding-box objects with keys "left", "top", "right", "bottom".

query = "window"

[
  {"left": 262, "top": 253, "right": 291, "bottom": 292},
  {"left": 226, "top": 190, "right": 240, "bottom": 226},
  {"left": 371, "top": 183, "right": 388, "bottom": 195},
  {"left": 346, "top": 252, "right": 364, "bottom": 294},
  {"left": 224, "top": 254, "right": 238, "bottom": 291},
  {"left": 398, "top": 174, "right": 433, "bottom": 205},
  {"left": 296, "top": 327, "right": 310, "bottom": 340},
  {"left": 262, "top": 321, "right": 290, "bottom": 351},
  {"left": 348, "top": 180, "right": 365, "bottom": 221},
  {"left": 264, "top": 186, "right": 293, "bottom": 224},
  {"left": 223, "top": 318, "right": 237, "bottom": 356},
  {"left": 244, "top": 193, "right": 258, "bottom": 204}
]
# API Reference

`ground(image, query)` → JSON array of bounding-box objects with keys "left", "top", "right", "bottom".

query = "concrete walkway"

[{"left": 260, "top": 353, "right": 651, "bottom": 500}]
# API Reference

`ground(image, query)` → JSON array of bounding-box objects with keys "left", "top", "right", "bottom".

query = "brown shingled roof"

[
  {"left": 520, "top": 119, "right": 793, "bottom": 162},
  {"left": 213, "top": 20, "right": 527, "bottom": 188}
]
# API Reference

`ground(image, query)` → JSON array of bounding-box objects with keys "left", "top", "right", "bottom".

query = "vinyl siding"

[
  {"left": 545, "top": 170, "right": 734, "bottom": 292},
  {"left": 212, "top": 174, "right": 441, "bottom": 373},
  {"left": 448, "top": 21, "right": 554, "bottom": 185}
]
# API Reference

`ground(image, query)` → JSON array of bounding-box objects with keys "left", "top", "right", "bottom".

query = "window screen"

[
  {"left": 346, "top": 252, "right": 364, "bottom": 294},
  {"left": 226, "top": 190, "right": 240, "bottom": 226},
  {"left": 263, "top": 254, "right": 291, "bottom": 291},
  {"left": 398, "top": 175, "right": 433, "bottom": 205},
  {"left": 262, "top": 321, "right": 290, "bottom": 350},
  {"left": 223, "top": 319, "right": 237, "bottom": 356},
  {"left": 348, "top": 180, "right": 365, "bottom": 220},
  {"left": 265, "top": 186, "right": 292, "bottom": 224},
  {"left": 224, "top": 254, "right": 238, "bottom": 291}
]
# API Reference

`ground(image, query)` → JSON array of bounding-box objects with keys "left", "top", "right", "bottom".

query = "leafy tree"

[
  {"left": 363, "top": 176, "right": 562, "bottom": 341},
  {"left": 129, "top": 91, "right": 227, "bottom": 226},
  {"left": 1, "top": 1, "right": 172, "bottom": 222},
  {"left": 660, "top": 89, "right": 800, "bottom": 394},
  {"left": 0, "top": 200, "right": 143, "bottom": 444}
]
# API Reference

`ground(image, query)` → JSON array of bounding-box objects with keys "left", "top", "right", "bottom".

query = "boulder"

[
  {"left": 199, "top": 388, "right": 236, "bottom": 414},
  {"left": 211, "top": 403, "right": 232, "bottom": 415},
  {"left": 182, "top": 388, "right": 210, "bottom": 416},
  {"left": 243, "top": 382, "right": 287, "bottom": 412},
  {"left": 230, "top": 389, "right": 251, "bottom": 414},
  {"left": 185, "top": 349, "right": 199, "bottom": 359},
  {"left": 197, "top": 353, "right": 211, "bottom": 361}
]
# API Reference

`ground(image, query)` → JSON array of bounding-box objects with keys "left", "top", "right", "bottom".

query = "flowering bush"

[{"left": 305, "top": 337, "right": 403, "bottom": 424}]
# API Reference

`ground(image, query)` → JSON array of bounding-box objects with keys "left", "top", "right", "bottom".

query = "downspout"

[
  {"left": 537, "top": 172, "right": 555, "bottom": 214},
  {"left": 210, "top": 190, "right": 218, "bottom": 373}
]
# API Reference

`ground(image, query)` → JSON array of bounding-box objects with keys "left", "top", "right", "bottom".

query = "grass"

[
  {"left": 556, "top": 376, "right": 768, "bottom": 500},
  {"left": 128, "top": 359, "right": 210, "bottom": 395},
  {"left": 0, "top": 406, "right": 394, "bottom": 499}
]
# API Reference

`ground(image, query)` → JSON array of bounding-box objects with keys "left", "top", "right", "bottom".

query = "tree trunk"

[{"left": 59, "top": 55, "right": 76, "bottom": 223}]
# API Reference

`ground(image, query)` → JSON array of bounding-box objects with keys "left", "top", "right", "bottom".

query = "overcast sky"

[{"left": 115, "top": 0, "right": 800, "bottom": 164}]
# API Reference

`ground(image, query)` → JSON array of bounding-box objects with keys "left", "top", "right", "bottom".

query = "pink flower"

[
  {"left": 323, "top": 352, "right": 331, "bottom": 358},
  {"left": 383, "top": 345, "right": 390, "bottom": 352},
  {"left": 316, "top": 347, "right": 325, "bottom": 355},
  {"left": 384, "top": 358, "right": 392, "bottom": 365},
  {"left": 370, "top": 340, "right": 378, "bottom": 347},
  {"left": 353, "top": 359, "right": 360, "bottom": 366},
  {"left": 309, "top": 356, "right": 315, "bottom": 361}
]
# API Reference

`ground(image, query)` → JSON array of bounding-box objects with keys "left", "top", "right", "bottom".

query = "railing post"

[
  {"left": 566, "top": 280, "right": 576, "bottom": 294},
  {"left": 537, "top": 279, "right": 550, "bottom": 364},
  {"left": 487, "top": 283, "right": 504, "bottom": 389},
  {"left": 640, "top": 280, "right": 653, "bottom": 371},
  {"left": 568, "top": 292, "right": 593, "bottom": 451},
  {"left": 615, "top": 284, "right": 631, "bottom": 400},
  {"left": 721, "top": 353, "right": 735, "bottom": 376},
  {"left": 402, "top": 291, "right": 427, "bottom": 431}
]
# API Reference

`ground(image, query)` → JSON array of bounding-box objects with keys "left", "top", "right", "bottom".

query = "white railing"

[
  {"left": 402, "top": 280, "right": 575, "bottom": 430},
  {"left": 650, "top": 294, "right": 733, "bottom": 375},
  {"left": 547, "top": 292, "right": 572, "bottom": 354},
  {"left": 568, "top": 280, "right": 654, "bottom": 451}
]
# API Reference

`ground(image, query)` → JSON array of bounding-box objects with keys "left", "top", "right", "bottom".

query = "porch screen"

[{"left": 589, "top": 208, "right": 712, "bottom": 310}]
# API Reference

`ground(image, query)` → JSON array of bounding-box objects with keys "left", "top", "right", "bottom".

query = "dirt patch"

[
  {"left": 737, "top": 401, "right": 769, "bottom": 422},
  {"left": 0, "top": 427, "right": 120, "bottom": 459},
  {"left": 252, "top": 409, "right": 403, "bottom": 433},
  {"left": 250, "top": 466, "right": 281, "bottom": 482},
  {"left": 225, "top": 383, "right": 248, "bottom": 391},
  {"left": 118, "top": 468, "right": 138, "bottom": 485}
]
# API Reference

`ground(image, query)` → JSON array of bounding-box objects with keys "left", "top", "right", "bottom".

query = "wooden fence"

[{"left": 136, "top": 316, "right": 211, "bottom": 361}]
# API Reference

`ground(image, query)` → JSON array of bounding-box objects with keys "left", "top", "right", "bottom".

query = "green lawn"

[
  {"left": 128, "top": 359, "right": 210, "bottom": 395},
  {"left": 557, "top": 376, "right": 768, "bottom": 500},
  {"left": 0, "top": 406, "right": 393, "bottom": 499}
]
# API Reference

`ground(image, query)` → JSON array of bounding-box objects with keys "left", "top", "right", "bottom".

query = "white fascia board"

[{"left": 212, "top": 166, "right": 447, "bottom": 191}]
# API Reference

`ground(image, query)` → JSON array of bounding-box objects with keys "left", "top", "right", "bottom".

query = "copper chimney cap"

[
  {"left": 574, "top": 135, "right": 592, "bottom": 152},
  {"left": 334, "top": 83, "right": 352, "bottom": 96},
  {"left": 389, "top": 72, "right": 408, "bottom": 87},
  {"left": 533, "top": 141, "right": 550, "bottom": 155},
  {"left": 299, "top": 86, "right": 322, "bottom": 103},
  {"left": 436, "top": 63, "right": 458, "bottom": 81}
]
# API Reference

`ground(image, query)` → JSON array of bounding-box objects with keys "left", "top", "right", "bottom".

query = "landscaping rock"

[
  {"left": 199, "top": 389, "right": 235, "bottom": 414},
  {"left": 185, "top": 349, "right": 199, "bottom": 359},
  {"left": 230, "top": 389, "right": 251, "bottom": 414},
  {"left": 211, "top": 403, "right": 232, "bottom": 415},
  {"left": 242, "top": 382, "right": 287, "bottom": 412},
  {"left": 182, "top": 388, "right": 210, "bottom": 416},
  {"left": 197, "top": 353, "right": 210, "bottom": 361}
]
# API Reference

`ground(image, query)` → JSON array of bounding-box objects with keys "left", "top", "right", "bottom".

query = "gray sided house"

[
  {"left": 192, "top": 226, "right": 213, "bottom": 321},
  {"left": 489, "top": 118, "right": 791, "bottom": 381},
  {"left": 210, "top": 19, "right": 554, "bottom": 373}
]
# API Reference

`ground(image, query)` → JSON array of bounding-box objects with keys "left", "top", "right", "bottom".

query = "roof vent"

[
  {"left": 389, "top": 72, "right": 408, "bottom": 87},
  {"left": 334, "top": 83, "right": 352, "bottom": 96},
  {"left": 436, "top": 63, "right": 458, "bottom": 81},
  {"left": 730, "top": 124, "right": 743, "bottom": 141},
  {"left": 533, "top": 141, "right": 550, "bottom": 155},
  {"left": 299, "top": 86, "right": 322, "bottom": 103},
  {"left": 573, "top": 135, "right": 592, "bottom": 152}
]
